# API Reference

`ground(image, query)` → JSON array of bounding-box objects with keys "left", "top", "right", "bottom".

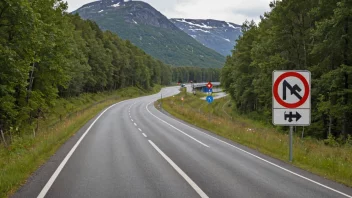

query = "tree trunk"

[
  {"left": 342, "top": 16, "right": 349, "bottom": 139},
  {"left": 1, "top": 130, "right": 7, "bottom": 147}
]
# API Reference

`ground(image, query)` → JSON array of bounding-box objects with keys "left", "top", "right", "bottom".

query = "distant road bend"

[{"left": 13, "top": 87, "right": 352, "bottom": 198}]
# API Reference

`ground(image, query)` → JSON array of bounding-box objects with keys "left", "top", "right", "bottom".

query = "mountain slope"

[
  {"left": 170, "top": 19, "right": 242, "bottom": 56},
  {"left": 73, "top": 0, "right": 225, "bottom": 68}
]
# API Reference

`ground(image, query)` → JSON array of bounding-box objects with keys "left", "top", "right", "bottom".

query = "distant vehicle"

[{"left": 181, "top": 84, "right": 186, "bottom": 87}]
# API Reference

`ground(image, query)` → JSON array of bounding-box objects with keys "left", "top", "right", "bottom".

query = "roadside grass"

[
  {"left": 0, "top": 86, "right": 161, "bottom": 198},
  {"left": 157, "top": 88, "right": 352, "bottom": 187}
]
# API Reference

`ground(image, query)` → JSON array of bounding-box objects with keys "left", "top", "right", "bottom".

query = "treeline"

[
  {"left": 172, "top": 67, "right": 220, "bottom": 83},
  {"left": 222, "top": 0, "right": 352, "bottom": 140},
  {"left": 0, "top": 0, "right": 172, "bottom": 134}
]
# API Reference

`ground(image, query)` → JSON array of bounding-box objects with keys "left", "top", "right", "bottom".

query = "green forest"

[
  {"left": 171, "top": 67, "right": 220, "bottom": 83},
  {"left": 221, "top": 0, "right": 352, "bottom": 141},
  {"left": 0, "top": 0, "right": 220, "bottom": 136}
]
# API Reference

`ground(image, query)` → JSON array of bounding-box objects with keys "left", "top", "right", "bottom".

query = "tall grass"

[
  {"left": 158, "top": 89, "right": 352, "bottom": 187},
  {"left": 0, "top": 86, "right": 161, "bottom": 198}
]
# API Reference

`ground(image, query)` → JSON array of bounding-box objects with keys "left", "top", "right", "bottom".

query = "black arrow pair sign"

[
  {"left": 284, "top": 111, "right": 302, "bottom": 122},
  {"left": 283, "top": 80, "right": 302, "bottom": 100},
  {"left": 283, "top": 80, "right": 303, "bottom": 122}
]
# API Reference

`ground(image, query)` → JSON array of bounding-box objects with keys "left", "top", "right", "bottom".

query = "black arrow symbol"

[
  {"left": 284, "top": 111, "right": 302, "bottom": 122},
  {"left": 283, "top": 80, "right": 302, "bottom": 100}
]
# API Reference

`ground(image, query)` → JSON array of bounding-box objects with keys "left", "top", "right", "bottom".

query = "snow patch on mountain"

[
  {"left": 171, "top": 18, "right": 242, "bottom": 56},
  {"left": 175, "top": 19, "right": 214, "bottom": 29},
  {"left": 226, "top": 22, "right": 235, "bottom": 29},
  {"left": 111, "top": 3, "right": 120, "bottom": 7},
  {"left": 190, "top": 29, "right": 210, "bottom": 33}
]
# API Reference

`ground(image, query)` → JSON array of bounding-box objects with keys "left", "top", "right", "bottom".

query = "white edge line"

[
  {"left": 151, "top": 101, "right": 352, "bottom": 198},
  {"left": 148, "top": 140, "right": 209, "bottom": 198},
  {"left": 37, "top": 100, "right": 127, "bottom": 198},
  {"left": 142, "top": 133, "right": 147, "bottom": 138},
  {"left": 146, "top": 102, "right": 209, "bottom": 148}
]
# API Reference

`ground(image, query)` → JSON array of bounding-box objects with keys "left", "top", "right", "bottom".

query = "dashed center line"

[
  {"left": 142, "top": 133, "right": 147, "bottom": 138},
  {"left": 134, "top": 123, "right": 137, "bottom": 126},
  {"left": 138, "top": 128, "right": 142, "bottom": 132},
  {"left": 131, "top": 119, "right": 133, "bottom": 122}
]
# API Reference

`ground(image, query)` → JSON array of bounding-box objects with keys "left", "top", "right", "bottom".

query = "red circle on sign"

[{"left": 273, "top": 72, "right": 309, "bottom": 108}]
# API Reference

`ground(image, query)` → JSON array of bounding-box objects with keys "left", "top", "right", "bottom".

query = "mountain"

[
  {"left": 73, "top": 0, "right": 225, "bottom": 68},
  {"left": 170, "top": 19, "right": 242, "bottom": 56}
]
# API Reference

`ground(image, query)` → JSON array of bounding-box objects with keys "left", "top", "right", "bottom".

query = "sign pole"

[
  {"left": 289, "top": 126, "right": 293, "bottom": 162},
  {"left": 273, "top": 70, "right": 310, "bottom": 162},
  {"left": 208, "top": 103, "right": 211, "bottom": 121}
]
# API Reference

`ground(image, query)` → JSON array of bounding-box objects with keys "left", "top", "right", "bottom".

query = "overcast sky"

[{"left": 65, "top": 0, "right": 272, "bottom": 24}]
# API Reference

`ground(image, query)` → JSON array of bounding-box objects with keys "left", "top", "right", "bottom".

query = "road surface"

[{"left": 13, "top": 87, "right": 352, "bottom": 198}]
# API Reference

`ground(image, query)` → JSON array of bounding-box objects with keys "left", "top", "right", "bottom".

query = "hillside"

[
  {"left": 170, "top": 19, "right": 242, "bottom": 56},
  {"left": 73, "top": 0, "right": 225, "bottom": 68}
]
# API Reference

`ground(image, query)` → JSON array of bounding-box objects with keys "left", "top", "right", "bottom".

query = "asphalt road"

[{"left": 13, "top": 87, "right": 352, "bottom": 198}]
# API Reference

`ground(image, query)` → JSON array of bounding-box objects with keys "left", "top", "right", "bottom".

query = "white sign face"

[{"left": 272, "top": 71, "right": 311, "bottom": 126}]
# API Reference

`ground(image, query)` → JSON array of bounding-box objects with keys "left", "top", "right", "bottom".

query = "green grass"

[
  {"left": 0, "top": 86, "right": 161, "bottom": 198},
  {"left": 157, "top": 89, "right": 352, "bottom": 187}
]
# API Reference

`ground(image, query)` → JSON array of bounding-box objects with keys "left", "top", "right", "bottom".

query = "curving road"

[{"left": 13, "top": 87, "right": 352, "bottom": 198}]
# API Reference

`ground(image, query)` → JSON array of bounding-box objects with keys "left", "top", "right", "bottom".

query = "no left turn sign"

[{"left": 272, "top": 71, "right": 311, "bottom": 126}]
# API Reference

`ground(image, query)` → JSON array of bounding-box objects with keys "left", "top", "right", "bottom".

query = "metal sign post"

[
  {"left": 205, "top": 82, "right": 214, "bottom": 121},
  {"left": 289, "top": 126, "right": 293, "bottom": 162},
  {"left": 272, "top": 71, "right": 311, "bottom": 162}
]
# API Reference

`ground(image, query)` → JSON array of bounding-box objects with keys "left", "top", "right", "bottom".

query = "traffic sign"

[
  {"left": 272, "top": 71, "right": 311, "bottom": 126},
  {"left": 206, "top": 96, "right": 214, "bottom": 104},
  {"left": 206, "top": 82, "right": 213, "bottom": 89},
  {"left": 204, "top": 87, "right": 213, "bottom": 93}
]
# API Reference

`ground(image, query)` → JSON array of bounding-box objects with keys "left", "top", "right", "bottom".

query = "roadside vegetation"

[
  {"left": 158, "top": 89, "right": 352, "bottom": 187},
  {"left": 0, "top": 1, "right": 221, "bottom": 197},
  {"left": 0, "top": 86, "right": 161, "bottom": 198},
  {"left": 221, "top": 0, "right": 352, "bottom": 141}
]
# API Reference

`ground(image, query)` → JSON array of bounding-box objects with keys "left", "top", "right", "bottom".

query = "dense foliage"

[
  {"left": 74, "top": 1, "right": 226, "bottom": 68},
  {"left": 222, "top": 0, "right": 352, "bottom": 140},
  {"left": 0, "top": 0, "right": 173, "bottom": 134},
  {"left": 171, "top": 67, "right": 220, "bottom": 83}
]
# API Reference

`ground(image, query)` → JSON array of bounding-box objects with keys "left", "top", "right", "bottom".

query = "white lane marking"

[
  {"left": 146, "top": 102, "right": 209, "bottom": 148},
  {"left": 37, "top": 100, "right": 128, "bottom": 198},
  {"left": 142, "top": 133, "right": 147, "bottom": 138},
  {"left": 209, "top": 137, "right": 352, "bottom": 198},
  {"left": 152, "top": 103, "right": 352, "bottom": 198},
  {"left": 148, "top": 140, "right": 208, "bottom": 198},
  {"left": 134, "top": 123, "right": 137, "bottom": 126},
  {"left": 138, "top": 128, "right": 142, "bottom": 132},
  {"left": 131, "top": 119, "right": 133, "bottom": 122}
]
